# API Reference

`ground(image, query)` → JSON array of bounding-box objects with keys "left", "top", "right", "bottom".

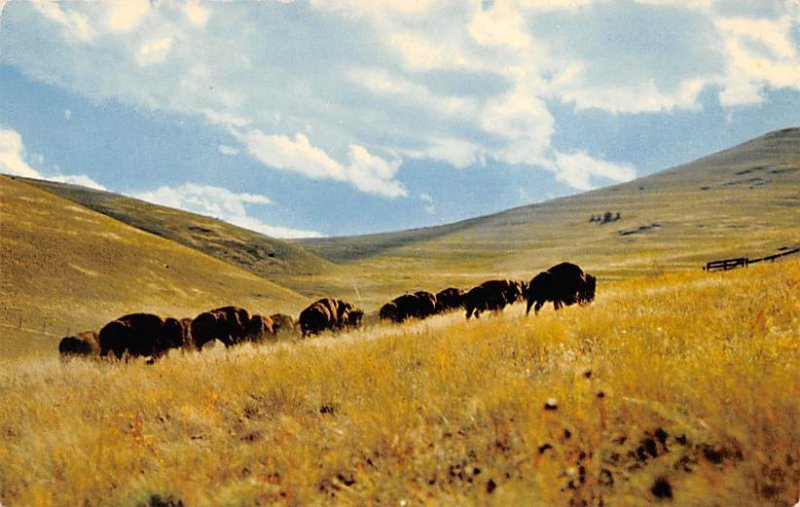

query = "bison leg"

[
  {"left": 525, "top": 299, "right": 534, "bottom": 316},
  {"left": 534, "top": 301, "right": 544, "bottom": 315}
]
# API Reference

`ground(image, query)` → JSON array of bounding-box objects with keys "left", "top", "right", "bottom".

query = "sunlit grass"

[{"left": 1, "top": 260, "right": 798, "bottom": 505}]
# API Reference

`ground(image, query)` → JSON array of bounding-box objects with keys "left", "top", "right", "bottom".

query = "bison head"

[{"left": 345, "top": 309, "right": 364, "bottom": 328}]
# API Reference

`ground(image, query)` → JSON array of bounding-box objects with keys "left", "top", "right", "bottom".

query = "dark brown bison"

[
  {"left": 435, "top": 287, "right": 465, "bottom": 313},
  {"left": 58, "top": 331, "right": 99, "bottom": 358},
  {"left": 465, "top": 279, "right": 525, "bottom": 319},
  {"left": 99, "top": 314, "right": 184, "bottom": 360},
  {"left": 270, "top": 313, "right": 298, "bottom": 336},
  {"left": 379, "top": 301, "right": 399, "bottom": 322},
  {"left": 299, "top": 298, "right": 363, "bottom": 336},
  {"left": 380, "top": 291, "right": 437, "bottom": 323},
  {"left": 524, "top": 262, "right": 596, "bottom": 315},
  {"left": 190, "top": 306, "right": 272, "bottom": 349}
]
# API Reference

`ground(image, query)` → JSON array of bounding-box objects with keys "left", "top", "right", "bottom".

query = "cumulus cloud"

[
  {"left": 553, "top": 151, "right": 637, "bottom": 190},
  {"left": 0, "top": 128, "right": 41, "bottom": 178},
  {"left": 0, "top": 128, "right": 106, "bottom": 189},
  {"left": 133, "top": 183, "right": 322, "bottom": 238},
  {"left": 236, "top": 129, "right": 406, "bottom": 198},
  {"left": 4, "top": 0, "right": 798, "bottom": 196},
  {"left": 48, "top": 174, "right": 107, "bottom": 191}
]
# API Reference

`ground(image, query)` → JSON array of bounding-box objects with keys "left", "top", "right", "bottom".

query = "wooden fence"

[{"left": 704, "top": 247, "right": 800, "bottom": 272}]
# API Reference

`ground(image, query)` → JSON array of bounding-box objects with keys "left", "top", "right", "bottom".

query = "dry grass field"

[
  {"left": 1, "top": 259, "right": 797, "bottom": 506},
  {"left": 0, "top": 176, "right": 306, "bottom": 358}
]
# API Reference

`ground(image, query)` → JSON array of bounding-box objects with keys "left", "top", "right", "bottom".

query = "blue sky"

[{"left": 1, "top": 0, "right": 798, "bottom": 238}]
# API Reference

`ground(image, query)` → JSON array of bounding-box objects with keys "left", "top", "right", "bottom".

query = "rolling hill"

[
  {"left": 300, "top": 127, "right": 800, "bottom": 287},
  {"left": 0, "top": 176, "right": 309, "bottom": 357},
  {"left": 1, "top": 127, "right": 798, "bottom": 356},
  {"left": 20, "top": 177, "right": 336, "bottom": 279}
]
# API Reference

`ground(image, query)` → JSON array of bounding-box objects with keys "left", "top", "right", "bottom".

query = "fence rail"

[{"left": 704, "top": 246, "right": 800, "bottom": 272}]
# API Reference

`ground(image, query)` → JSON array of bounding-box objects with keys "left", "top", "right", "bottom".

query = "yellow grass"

[{"left": 1, "top": 260, "right": 798, "bottom": 506}]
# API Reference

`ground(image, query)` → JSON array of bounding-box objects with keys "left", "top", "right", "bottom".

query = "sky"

[{"left": 1, "top": 0, "right": 798, "bottom": 238}]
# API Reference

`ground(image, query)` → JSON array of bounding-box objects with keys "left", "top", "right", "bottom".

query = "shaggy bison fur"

[
  {"left": 525, "top": 262, "right": 596, "bottom": 315},
  {"left": 58, "top": 331, "right": 99, "bottom": 358},
  {"left": 299, "top": 298, "right": 363, "bottom": 337},
  {"left": 99, "top": 313, "right": 184, "bottom": 360},
  {"left": 190, "top": 306, "right": 273, "bottom": 349},
  {"left": 435, "top": 287, "right": 465, "bottom": 313},
  {"left": 380, "top": 291, "right": 437, "bottom": 323},
  {"left": 465, "top": 279, "right": 525, "bottom": 319}
]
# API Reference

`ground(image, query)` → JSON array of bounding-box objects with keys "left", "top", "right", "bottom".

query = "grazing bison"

[
  {"left": 247, "top": 314, "right": 275, "bottom": 342},
  {"left": 99, "top": 314, "right": 184, "bottom": 360},
  {"left": 380, "top": 291, "right": 437, "bottom": 323},
  {"left": 379, "top": 301, "right": 399, "bottom": 322},
  {"left": 190, "top": 306, "right": 271, "bottom": 349},
  {"left": 299, "top": 298, "right": 363, "bottom": 336},
  {"left": 465, "top": 279, "right": 525, "bottom": 319},
  {"left": 58, "top": 331, "right": 99, "bottom": 358},
  {"left": 270, "top": 313, "right": 298, "bottom": 336},
  {"left": 435, "top": 287, "right": 465, "bottom": 313},
  {"left": 524, "top": 262, "right": 596, "bottom": 315}
]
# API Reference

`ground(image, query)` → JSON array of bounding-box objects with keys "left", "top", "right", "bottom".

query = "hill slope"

[
  {"left": 300, "top": 127, "right": 800, "bottom": 286},
  {"left": 21, "top": 177, "right": 336, "bottom": 279},
  {"left": 0, "top": 176, "right": 308, "bottom": 357}
]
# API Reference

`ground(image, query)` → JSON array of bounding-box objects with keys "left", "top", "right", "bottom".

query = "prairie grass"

[{"left": 1, "top": 260, "right": 798, "bottom": 506}]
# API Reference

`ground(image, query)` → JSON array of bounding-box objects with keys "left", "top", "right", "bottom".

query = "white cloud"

[
  {"left": 715, "top": 15, "right": 800, "bottom": 107},
  {"left": 64, "top": 109, "right": 72, "bottom": 121},
  {"left": 30, "top": 0, "right": 94, "bottom": 41},
  {"left": 136, "top": 37, "right": 174, "bottom": 67},
  {"left": 553, "top": 151, "right": 637, "bottom": 190},
  {"left": 5, "top": 0, "right": 798, "bottom": 198},
  {"left": 133, "top": 183, "right": 322, "bottom": 238},
  {"left": 0, "top": 128, "right": 41, "bottom": 178},
  {"left": 238, "top": 130, "right": 347, "bottom": 181},
  {"left": 345, "top": 144, "right": 406, "bottom": 197},
  {"left": 48, "top": 174, "right": 107, "bottom": 191},
  {"left": 236, "top": 129, "right": 406, "bottom": 198},
  {"left": 0, "top": 128, "right": 105, "bottom": 189},
  {"left": 181, "top": 0, "right": 211, "bottom": 29},
  {"left": 104, "top": 0, "right": 151, "bottom": 33}
]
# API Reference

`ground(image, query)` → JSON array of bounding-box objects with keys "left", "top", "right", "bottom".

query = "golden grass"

[
  {"left": 1, "top": 260, "right": 798, "bottom": 506},
  {"left": 0, "top": 176, "right": 307, "bottom": 358}
]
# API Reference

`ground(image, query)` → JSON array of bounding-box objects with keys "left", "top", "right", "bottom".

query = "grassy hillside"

[
  {"left": 0, "top": 176, "right": 308, "bottom": 358},
  {"left": 22, "top": 177, "right": 336, "bottom": 280},
  {"left": 300, "top": 128, "right": 800, "bottom": 288},
  {"left": 1, "top": 259, "right": 797, "bottom": 506}
]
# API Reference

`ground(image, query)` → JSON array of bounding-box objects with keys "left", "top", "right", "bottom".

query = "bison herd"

[{"left": 59, "top": 262, "right": 596, "bottom": 362}]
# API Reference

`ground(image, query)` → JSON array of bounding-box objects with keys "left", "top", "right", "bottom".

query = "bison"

[
  {"left": 380, "top": 291, "right": 437, "bottom": 323},
  {"left": 270, "top": 313, "right": 298, "bottom": 336},
  {"left": 58, "top": 330, "right": 99, "bottom": 358},
  {"left": 190, "top": 306, "right": 272, "bottom": 349},
  {"left": 524, "top": 262, "right": 596, "bottom": 315},
  {"left": 465, "top": 279, "right": 525, "bottom": 319},
  {"left": 435, "top": 287, "right": 465, "bottom": 313},
  {"left": 99, "top": 313, "right": 184, "bottom": 360},
  {"left": 299, "top": 298, "right": 363, "bottom": 337}
]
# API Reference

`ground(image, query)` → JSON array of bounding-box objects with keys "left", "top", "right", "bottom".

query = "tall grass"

[{"left": 1, "top": 260, "right": 798, "bottom": 506}]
